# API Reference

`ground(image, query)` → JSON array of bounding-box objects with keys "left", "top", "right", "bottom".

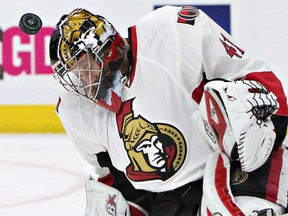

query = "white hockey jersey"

[{"left": 56, "top": 6, "right": 277, "bottom": 192}]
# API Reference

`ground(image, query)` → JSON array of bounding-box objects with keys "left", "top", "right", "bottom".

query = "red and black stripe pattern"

[{"left": 177, "top": 6, "right": 200, "bottom": 26}]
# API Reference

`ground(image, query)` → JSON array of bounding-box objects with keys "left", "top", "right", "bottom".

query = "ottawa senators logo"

[{"left": 116, "top": 99, "right": 187, "bottom": 181}]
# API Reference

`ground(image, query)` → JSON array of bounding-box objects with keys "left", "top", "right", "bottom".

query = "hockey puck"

[{"left": 19, "top": 13, "right": 42, "bottom": 35}]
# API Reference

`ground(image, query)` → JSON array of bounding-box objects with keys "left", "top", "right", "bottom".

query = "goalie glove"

[
  {"left": 84, "top": 176, "right": 148, "bottom": 216},
  {"left": 84, "top": 176, "right": 131, "bottom": 216},
  {"left": 197, "top": 80, "right": 279, "bottom": 172}
]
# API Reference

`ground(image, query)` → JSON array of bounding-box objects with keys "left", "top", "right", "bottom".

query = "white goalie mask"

[{"left": 49, "top": 8, "right": 127, "bottom": 113}]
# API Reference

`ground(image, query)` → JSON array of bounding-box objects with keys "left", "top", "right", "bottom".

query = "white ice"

[{"left": 0, "top": 133, "right": 93, "bottom": 216}]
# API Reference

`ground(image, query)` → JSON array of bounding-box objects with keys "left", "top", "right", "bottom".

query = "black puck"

[{"left": 19, "top": 13, "right": 42, "bottom": 35}]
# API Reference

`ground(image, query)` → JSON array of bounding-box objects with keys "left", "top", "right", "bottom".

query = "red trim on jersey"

[
  {"left": 55, "top": 97, "right": 61, "bottom": 113},
  {"left": 97, "top": 173, "right": 115, "bottom": 186},
  {"left": 128, "top": 26, "right": 137, "bottom": 87},
  {"left": 96, "top": 91, "right": 122, "bottom": 113},
  {"left": 215, "top": 155, "right": 245, "bottom": 215},
  {"left": 116, "top": 98, "right": 134, "bottom": 134},
  {"left": 192, "top": 78, "right": 208, "bottom": 104},
  {"left": 265, "top": 148, "right": 284, "bottom": 203},
  {"left": 245, "top": 71, "right": 288, "bottom": 116}
]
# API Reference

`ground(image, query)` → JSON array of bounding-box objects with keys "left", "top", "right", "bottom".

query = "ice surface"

[{"left": 0, "top": 133, "right": 92, "bottom": 216}]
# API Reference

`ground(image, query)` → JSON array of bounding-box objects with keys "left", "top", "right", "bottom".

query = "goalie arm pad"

[
  {"left": 196, "top": 80, "right": 278, "bottom": 172},
  {"left": 85, "top": 176, "right": 148, "bottom": 216}
]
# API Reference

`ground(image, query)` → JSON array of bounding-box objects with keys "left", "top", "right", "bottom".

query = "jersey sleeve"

[
  {"left": 196, "top": 9, "right": 287, "bottom": 115},
  {"left": 62, "top": 125, "right": 110, "bottom": 178},
  {"left": 185, "top": 7, "right": 287, "bottom": 146},
  {"left": 198, "top": 10, "right": 288, "bottom": 147},
  {"left": 56, "top": 91, "right": 110, "bottom": 178},
  {"left": 191, "top": 10, "right": 266, "bottom": 79}
]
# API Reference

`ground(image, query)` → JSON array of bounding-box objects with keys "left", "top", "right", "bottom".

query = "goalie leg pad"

[
  {"left": 200, "top": 152, "right": 245, "bottom": 216},
  {"left": 200, "top": 152, "right": 286, "bottom": 216},
  {"left": 230, "top": 147, "right": 288, "bottom": 211}
]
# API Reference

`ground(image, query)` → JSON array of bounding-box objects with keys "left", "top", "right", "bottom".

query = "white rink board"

[{"left": 0, "top": 0, "right": 287, "bottom": 105}]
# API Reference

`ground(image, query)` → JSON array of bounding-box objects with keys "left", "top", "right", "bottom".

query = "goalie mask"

[{"left": 49, "top": 8, "right": 127, "bottom": 113}]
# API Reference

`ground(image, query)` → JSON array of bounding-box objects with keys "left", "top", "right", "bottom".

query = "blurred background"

[{"left": 0, "top": 0, "right": 287, "bottom": 215}]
